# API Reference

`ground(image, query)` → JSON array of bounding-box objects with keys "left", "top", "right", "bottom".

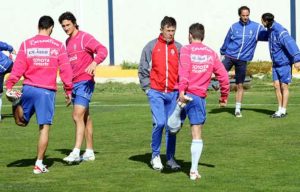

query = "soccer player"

[
  {"left": 220, "top": 6, "right": 266, "bottom": 117},
  {"left": 0, "top": 41, "right": 16, "bottom": 121},
  {"left": 179, "top": 23, "right": 229, "bottom": 180},
  {"left": 5, "top": 15, "right": 73, "bottom": 174},
  {"left": 261, "top": 13, "right": 300, "bottom": 118},
  {"left": 138, "top": 16, "right": 182, "bottom": 171},
  {"left": 58, "top": 12, "right": 108, "bottom": 163}
]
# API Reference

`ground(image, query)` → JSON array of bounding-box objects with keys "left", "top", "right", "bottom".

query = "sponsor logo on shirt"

[
  {"left": 33, "top": 58, "right": 50, "bottom": 66},
  {"left": 192, "top": 64, "right": 209, "bottom": 73},
  {"left": 27, "top": 48, "right": 50, "bottom": 57},
  {"left": 29, "top": 39, "right": 59, "bottom": 46},
  {"left": 190, "top": 54, "right": 212, "bottom": 63}
]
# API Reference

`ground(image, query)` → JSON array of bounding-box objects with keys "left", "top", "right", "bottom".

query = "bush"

[
  {"left": 121, "top": 61, "right": 139, "bottom": 70},
  {"left": 247, "top": 61, "right": 272, "bottom": 75}
]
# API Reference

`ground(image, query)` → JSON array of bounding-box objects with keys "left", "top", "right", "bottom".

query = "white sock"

[
  {"left": 190, "top": 139, "right": 203, "bottom": 172},
  {"left": 35, "top": 159, "right": 43, "bottom": 167},
  {"left": 85, "top": 148, "right": 94, "bottom": 154},
  {"left": 235, "top": 102, "right": 241, "bottom": 112},
  {"left": 72, "top": 148, "right": 80, "bottom": 156},
  {"left": 280, "top": 107, "right": 286, "bottom": 114},
  {"left": 0, "top": 94, "right": 2, "bottom": 119}
]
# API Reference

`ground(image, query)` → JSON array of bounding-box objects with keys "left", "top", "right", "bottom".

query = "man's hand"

[
  {"left": 294, "top": 62, "right": 300, "bottom": 70},
  {"left": 85, "top": 61, "right": 97, "bottom": 75},
  {"left": 65, "top": 94, "right": 72, "bottom": 107}
]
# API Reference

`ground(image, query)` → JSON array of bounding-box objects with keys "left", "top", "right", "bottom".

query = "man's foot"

[
  {"left": 33, "top": 164, "right": 49, "bottom": 174},
  {"left": 63, "top": 152, "right": 81, "bottom": 164},
  {"left": 235, "top": 111, "right": 242, "bottom": 118},
  {"left": 150, "top": 155, "right": 163, "bottom": 171},
  {"left": 6, "top": 89, "right": 22, "bottom": 103},
  {"left": 270, "top": 111, "right": 287, "bottom": 118},
  {"left": 81, "top": 152, "right": 95, "bottom": 161},
  {"left": 166, "top": 157, "right": 181, "bottom": 170},
  {"left": 190, "top": 171, "right": 201, "bottom": 180}
]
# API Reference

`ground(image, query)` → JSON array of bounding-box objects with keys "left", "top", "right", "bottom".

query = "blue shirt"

[
  {"left": 0, "top": 41, "right": 14, "bottom": 73},
  {"left": 220, "top": 19, "right": 266, "bottom": 61},
  {"left": 267, "top": 22, "right": 300, "bottom": 67}
]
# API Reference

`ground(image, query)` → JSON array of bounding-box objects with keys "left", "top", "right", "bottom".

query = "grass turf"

[{"left": 0, "top": 79, "right": 300, "bottom": 192}]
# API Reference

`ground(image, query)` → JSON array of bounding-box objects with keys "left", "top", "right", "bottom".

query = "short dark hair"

[
  {"left": 238, "top": 6, "right": 250, "bottom": 15},
  {"left": 58, "top": 11, "right": 79, "bottom": 29},
  {"left": 262, "top": 13, "right": 274, "bottom": 28},
  {"left": 38, "top": 16, "right": 54, "bottom": 30},
  {"left": 160, "top": 16, "right": 176, "bottom": 29},
  {"left": 189, "top": 23, "right": 205, "bottom": 41}
]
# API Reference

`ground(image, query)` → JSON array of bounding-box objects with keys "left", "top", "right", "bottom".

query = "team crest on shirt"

[
  {"left": 50, "top": 49, "right": 59, "bottom": 56},
  {"left": 170, "top": 49, "right": 175, "bottom": 55}
]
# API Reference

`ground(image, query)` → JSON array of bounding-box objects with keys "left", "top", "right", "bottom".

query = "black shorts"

[{"left": 222, "top": 56, "right": 247, "bottom": 84}]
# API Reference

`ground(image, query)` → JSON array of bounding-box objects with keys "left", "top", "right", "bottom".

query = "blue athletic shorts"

[
  {"left": 72, "top": 80, "right": 95, "bottom": 107},
  {"left": 183, "top": 93, "right": 206, "bottom": 125},
  {"left": 21, "top": 85, "right": 55, "bottom": 125},
  {"left": 272, "top": 65, "right": 292, "bottom": 84},
  {"left": 223, "top": 56, "right": 247, "bottom": 84}
]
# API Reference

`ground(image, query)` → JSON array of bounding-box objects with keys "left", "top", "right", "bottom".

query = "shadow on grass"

[
  {"left": 209, "top": 107, "right": 274, "bottom": 116},
  {"left": 1, "top": 113, "right": 13, "bottom": 120},
  {"left": 6, "top": 156, "right": 65, "bottom": 168},
  {"left": 54, "top": 148, "right": 99, "bottom": 155},
  {"left": 129, "top": 153, "right": 215, "bottom": 177}
]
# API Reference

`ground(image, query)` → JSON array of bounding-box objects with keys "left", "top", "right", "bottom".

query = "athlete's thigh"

[
  {"left": 34, "top": 88, "right": 55, "bottom": 125},
  {"left": 222, "top": 56, "right": 234, "bottom": 72},
  {"left": 147, "top": 89, "right": 166, "bottom": 123},
  {"left": 277, "top": 65, "right": 292, "bottom": 84},
  {"left": 185, "top": 93, "right": 206, "bottom": 125},
  {"left": 72, "top": 80, "right": 95, "bottom": 102},
  {"left": 234, "top": 60, "right": 247, "bottom": 84}
]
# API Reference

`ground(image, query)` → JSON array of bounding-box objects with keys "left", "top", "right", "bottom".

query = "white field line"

[{"left": 2, "top": 103, "right": 300, "bottom": 108}]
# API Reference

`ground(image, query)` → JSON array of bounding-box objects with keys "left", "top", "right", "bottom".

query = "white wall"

[
  {"left": 1, "top": 0, "right": 108, "bottom": 62},
  {"left": 0, "top": 0, "right": 297, "bottom": 65}
]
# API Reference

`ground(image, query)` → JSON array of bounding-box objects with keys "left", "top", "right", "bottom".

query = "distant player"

[
  {"left": 5, "top": 15, "right": 73, "bottom": 174},
  {"left": 261, "top": 13, "right": 300, "bottom": 118},
  {"left": 220, "top": 6, "right": 266, "bottom": 117},
  {"left": 179, "top": 23, "right": 229, "bottom": 180},
  {"left": 59, "top": 12, "right": 108, "bottom": 163},
  {"left": 0, "top": 41, "right": 16, "bottom": 121}
]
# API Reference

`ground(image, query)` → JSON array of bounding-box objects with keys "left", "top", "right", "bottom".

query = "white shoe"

[
  {"left": 166, "top": 157, "right": 181, "bottom": 170},
  {"left": 63, "top": 152, "right": 81, "bottom": 163},
  {"left": 235, "top": 111, "right": 242, "bottom": 118},
  {"left": 6, "top": 89, "right": 22, "bottom": 103},
  {"left": 33, "top": 164, "right": 49, "bottom": 174},
  {"left": 190, "top": 170, "right": 201, "bottom": 180},
  {"left": 150, "top": 155, "right": 163, "bottom": 171},
  {"left": 81, "top": 152, "right": 95, "bottom": 161}
]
